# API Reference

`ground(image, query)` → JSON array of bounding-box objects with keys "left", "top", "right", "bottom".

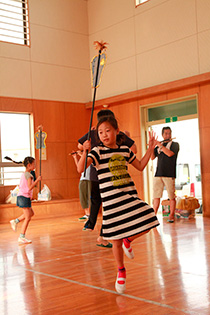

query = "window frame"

[
  {"left": 0, "top": 0, "right": 30, "bottom": 46},
  {"left": 0, "top": 112, "right": 34, "bottom": 186}
]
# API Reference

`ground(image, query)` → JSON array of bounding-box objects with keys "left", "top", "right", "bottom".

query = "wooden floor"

[{"left": 1, "top": 211, "right": 210, "bottom": 315}]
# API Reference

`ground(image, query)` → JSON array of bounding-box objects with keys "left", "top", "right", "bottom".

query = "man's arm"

[
  {"left": 156, "top": 141, "right": 176, "bottom": 157},
  {"left": 160, "top": 146, "right": 175, "bottom": 157}
]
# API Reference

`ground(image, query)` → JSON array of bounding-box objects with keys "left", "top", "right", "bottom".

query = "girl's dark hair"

[
  {"left": 97, "top": 109, "right": 115, "bottom": 121},
  {"left": 23, "top": 156, "right": 35, "bottom": 167},
  {"left": 96, "top": 116, "right": 125, "bottom": 145},
  {"left": 4, "top": 156, "right": 35, "bottom": 166},
  {"left": 97, "top": 115, "right": 118, "bottom": 130}
]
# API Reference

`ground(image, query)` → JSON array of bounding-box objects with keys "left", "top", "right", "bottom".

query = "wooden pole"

[{"left": 39, "top": 129, "right": 42, "bottom": 193}]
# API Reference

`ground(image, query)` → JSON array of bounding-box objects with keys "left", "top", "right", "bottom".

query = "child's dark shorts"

[{"left": 17, "top": 196, "right": 31, "bottom": 208}]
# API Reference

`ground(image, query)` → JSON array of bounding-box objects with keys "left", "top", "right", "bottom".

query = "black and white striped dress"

[{"left": 88, "top": 144, "right": 159, "bottom": 240}]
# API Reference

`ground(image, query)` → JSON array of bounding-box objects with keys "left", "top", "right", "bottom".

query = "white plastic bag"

[
  {"left": 38, "top": 184, "right": 51, "bottom": 201},
  {"left": 6, "top": 186, "right": 19, "bottom": 204}
]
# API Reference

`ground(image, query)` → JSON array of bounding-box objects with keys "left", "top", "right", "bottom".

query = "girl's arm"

[
  {"left": 131, "top": 131, "right": 157, "bottom": 171},
  {"left": 78, "top": 143, "right": 83, "bottom": 151},
  {"left": 72, "top": 152, "right": 79, "bottom": 167},
  {"left": 151, "top": 148, "right": 156, "bottom": 161},
  {"left": 27, "top": 175, "right": 42, "bottom": 191},
  {"left": 77, "top": 140, "right": 92, "bottom": 173},
  {"left": 72, "top": 150, "right": 83, "bottom": 168},
  {"left": 130, "top": 143, "right": 137, "bottom": 154}
]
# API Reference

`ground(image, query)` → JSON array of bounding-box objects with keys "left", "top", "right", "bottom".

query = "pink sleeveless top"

[{"left": 18, "top": 172, "right": 33, "bottom": 199}]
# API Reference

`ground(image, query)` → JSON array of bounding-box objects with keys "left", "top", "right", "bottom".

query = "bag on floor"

[
  {"left": 38, "top": 184, "right": 51, "bottom": 201},
  {"left": 5, "top": 186, "right": 19, "bottom": 204},
  {"left": 176, "top": 196, "right": 200, "bottom": 210}
]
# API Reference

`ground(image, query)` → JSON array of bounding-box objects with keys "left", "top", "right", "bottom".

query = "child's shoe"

[
  {"left": 18, "top": 237, "right": 32, "bottom": 245},
  {"left": 122, "top": 238, "right": 134, "bottom": 259},
  {"left": 115, "top": 269, "right": 126, "bottom": 294},
  {"left": 82, "top": 227, "right": 93, "bottom": 231},
  {"left": 10, "top": 220, "right": 18, "bottom": 232},
  {"left": 78, "top": 215, "right": 89, "bottom": 221}
]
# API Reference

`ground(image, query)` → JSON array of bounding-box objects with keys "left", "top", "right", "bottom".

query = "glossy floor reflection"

[{"left": 0, "top": 213, "right": 210, "bottom": 314}]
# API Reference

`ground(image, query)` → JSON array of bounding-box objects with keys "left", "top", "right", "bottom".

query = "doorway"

[{"left": 140, "top": 97, "right": 202, "bottom": 213}]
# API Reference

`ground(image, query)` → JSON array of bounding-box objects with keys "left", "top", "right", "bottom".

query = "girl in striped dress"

[{"left": 77, "top": 116, "right": 159, "bottom": 294}]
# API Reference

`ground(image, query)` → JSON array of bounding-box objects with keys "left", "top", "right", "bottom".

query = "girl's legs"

[
  {"left": 16, "top": 208, "right": 34, "bottom": 244},
  {"left": 17, "top": 213, "right": 26, "bottom": 222},
  {"left": 123, "top": 230, "right": 150, "bottom": 259},
  {"left": 112, "top": 240, "right": 126, "bottom": 294},
  {"left": 128, "top": 230, "right": 150, "bottom": 242},
  {"left": 11, "top": 207, "right": 34, "bottom": 243},
  {"left": 112, "top": 239, "right": 124, "bottom": 267},
  {"left": 10, "top": 211, "right": 29, "bottom": 232},
  {"left": 20, "top": 207, "right": 34, "bottom": 236}
]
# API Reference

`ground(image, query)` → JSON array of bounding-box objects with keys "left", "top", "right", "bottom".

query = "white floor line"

[{"left": 23, "top": 267, "right": 195, "bottom": 314}]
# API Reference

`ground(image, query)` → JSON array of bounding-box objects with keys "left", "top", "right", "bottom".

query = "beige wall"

[
  {"left": 0, "top": 0, "right": 91, "bottom": 102},
  {"left": 88, "top": 0, "right": 210, "bottom": 100},
  {"left": 1, "top": 0, "right": 210, "bottom": 103}
]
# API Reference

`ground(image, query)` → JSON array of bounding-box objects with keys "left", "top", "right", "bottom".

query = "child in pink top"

[{"left": 10, "top": 157, "right": 41, "bottom": 244}]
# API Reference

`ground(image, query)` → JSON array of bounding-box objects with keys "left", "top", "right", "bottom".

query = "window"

[
  {"left": 148, "top": 99, "right": 197, "bottom": 122},
  {"left": 195, "top": 164, "right": 201, "bottom": 182},
  {"left": 136, "top": 0, "right": 150, "bottom": 6},
  {"left": 175, "top": 164, "right": 190, "bottom": 190},
  {"left": 0, "top": 0, "right": 30, "bottom": 46},
  {"left": 0, "top": 113, "right": 32, "bottom": 186}
]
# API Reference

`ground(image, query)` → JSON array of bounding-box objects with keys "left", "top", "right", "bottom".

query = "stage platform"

[{"left": 0, "top": 199, "right": 81, "bottom": 223}]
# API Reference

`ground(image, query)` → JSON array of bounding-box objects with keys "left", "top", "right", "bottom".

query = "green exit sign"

[{"left": 165, "top": 116, "right": 178, "bottom": 123}]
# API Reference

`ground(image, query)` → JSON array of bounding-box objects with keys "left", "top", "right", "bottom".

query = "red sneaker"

[
  {"left": 115, "top": 269, "right": 126, "bottom": 294},
  {"left": 122, "top": 238, "right": 134, "bottom": 259}
]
